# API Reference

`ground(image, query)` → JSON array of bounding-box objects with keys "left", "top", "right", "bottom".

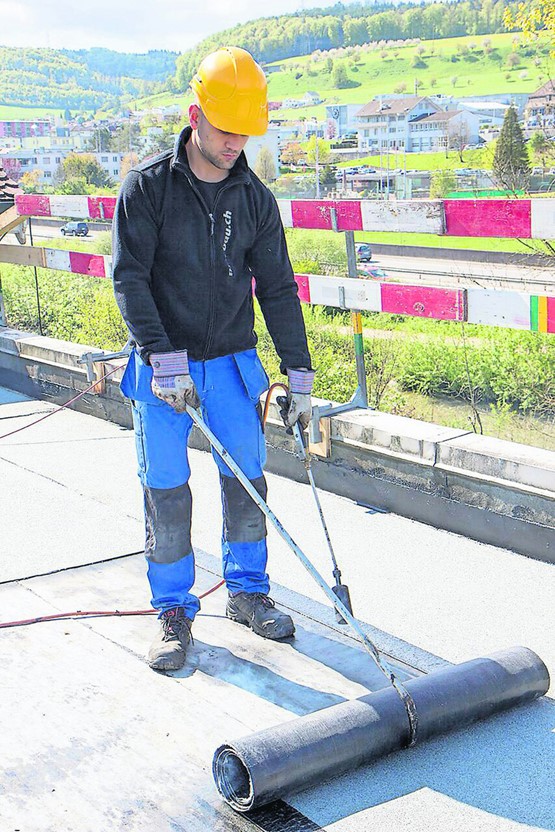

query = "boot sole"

[{"left": 226, "top": 609, "right": 295, "bottom": 640}]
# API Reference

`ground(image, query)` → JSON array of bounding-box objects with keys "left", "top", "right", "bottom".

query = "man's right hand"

[{"left": 150, "top": 350, "right": 200, "bottom": 412}]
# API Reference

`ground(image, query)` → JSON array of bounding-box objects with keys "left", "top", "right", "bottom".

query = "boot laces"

[
  {"left": 161, "top": 608, "right": 193, "bottom": 645},
  {"left": 251, "top": 593, "right": 275, "bottom": 610}
]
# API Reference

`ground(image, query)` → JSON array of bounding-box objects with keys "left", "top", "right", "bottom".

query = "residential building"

[
  {"left": 410, "top": 109, "right": 481, "bottom": 152},
  {"left": 303, "top": 91, "right": 322, "bottom": 105},
  {"left": 356, "top": 96, "right": 442, "bottom": 152},
  {"left": 0, "top": 148, "right": 125, "bottom": 184},
  {"left": 356, "top": 95, "right": 481, "bottom": 153},
  {"left": 0, "top": 120, "right": 50, "bottom": 140},
  {"left": 524, "top": 81, "right": 555, "bottom": 129}
]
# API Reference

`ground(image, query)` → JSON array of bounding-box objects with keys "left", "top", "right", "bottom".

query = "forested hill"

[
  {"left": 0, "top": 46, "right": 178, "bottom": 112},
  {"left": 1, "top": 0, "right": 517, "bottom": 114},
  {"left": 174, "top": 0, "right": 516, "bottom": 89}
]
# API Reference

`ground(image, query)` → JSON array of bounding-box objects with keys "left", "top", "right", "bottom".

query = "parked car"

[
  {"left": 61, "top": 221, "right": 89, "bottom": 237},
  {"left": 355, "top": 243, "right": 372, "bottom": 262}
]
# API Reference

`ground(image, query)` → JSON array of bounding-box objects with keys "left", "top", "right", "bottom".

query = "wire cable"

[{"left": 0, "top": 364, "right": 122, "bottom": 441}]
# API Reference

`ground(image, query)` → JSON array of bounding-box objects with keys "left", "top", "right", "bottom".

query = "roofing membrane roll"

[{"left": 213, "top": 646, "right": 549, "bottom": 812}]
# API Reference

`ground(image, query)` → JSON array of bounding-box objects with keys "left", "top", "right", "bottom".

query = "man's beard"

[{"left": 198, "top": 140, "right": 237, "bottom": 171}]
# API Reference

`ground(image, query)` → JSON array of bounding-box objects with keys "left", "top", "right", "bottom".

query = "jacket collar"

[{"left": 171, "top": 125, "right": 251, "bottom": 184}]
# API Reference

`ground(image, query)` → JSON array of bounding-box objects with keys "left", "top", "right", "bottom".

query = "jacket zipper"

[{"left": 173, "top": 163, "right": 241, "bottom": 360}]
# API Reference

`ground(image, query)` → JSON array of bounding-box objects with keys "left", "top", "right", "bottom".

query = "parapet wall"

[{"left": 1, "top": 326, "right": 553, "bottom": 564}]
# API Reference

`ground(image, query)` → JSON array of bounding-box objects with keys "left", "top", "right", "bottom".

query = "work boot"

[
  {"left": 147, "top": 607, "right": 193, "bottom": 671},
  {"left": 226, "top": 592, "right": 295, "bottom": 640}
]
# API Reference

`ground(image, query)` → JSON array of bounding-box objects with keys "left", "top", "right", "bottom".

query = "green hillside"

[
  {"left": 269, "top": 32, "right": 551, "bottom": 120},
  {"left": 135, "top": 31, "right": 550, "bottom": 121},
  {"left": 0, "top": 46, "right": 178, "bottom": 113}
]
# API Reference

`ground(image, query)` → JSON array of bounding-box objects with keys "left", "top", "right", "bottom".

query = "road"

[{"left": 371, "top": 251, "right": 555, "bottom": 292}]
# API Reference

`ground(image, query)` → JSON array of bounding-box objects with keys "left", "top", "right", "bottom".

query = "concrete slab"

[{"left": 1, "top": 386, "right": 553, "bottom": 831}]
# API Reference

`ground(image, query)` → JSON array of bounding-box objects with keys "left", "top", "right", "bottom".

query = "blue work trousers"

[{"left": 121, "top": 348, "right": 270, "bottom": 619}]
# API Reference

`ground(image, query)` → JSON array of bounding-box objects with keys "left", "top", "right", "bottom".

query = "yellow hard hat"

[{"left": 190, "top": 47, "right": 268, "bottom": 136}]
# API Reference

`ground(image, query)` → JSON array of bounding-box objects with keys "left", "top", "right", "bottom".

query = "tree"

[
  {"left": 331, "top": 61, "right": 350, "bottom": 88},
  {"left": 429, "top": 169, "right": 457, "bottom": 199},
  {"left": 529, "top": 130, "right": 555, "bottom": 167},
  {"left": 280, "top": 141, "right": 305, "bottom": 166},
  {"left": 448, "top": 119, "right": 471, "bottom": 162},
  {"left": 305, "top": 135, "right": 331, "bottom": 166},
  {"left": 120, "top": 152, "right": 139, "bottom": 179},
  {"left": 493, "top": 106, "right": 531, "bottom": 193},
  {"left": 2, "top": 158, "right": 21, "bottom": 181},
  {"left": 254, "top": 146, "right": 276, "bottom": 183},
  {"left": 20, "top": 170, "right": 43, "bottom": 192},
  {"left": 504, "top": 1, "right": 555, "bottom": 52},
  {"left": 58, "top": 153, "right": 112, "bottom": 188}
]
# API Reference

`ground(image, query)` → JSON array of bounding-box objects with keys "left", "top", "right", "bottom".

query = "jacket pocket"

[{"left": 233, "top": 349, "right": 269, "bottom": 402}]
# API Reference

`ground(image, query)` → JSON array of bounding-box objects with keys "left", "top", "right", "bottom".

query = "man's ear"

[{"left": 189, "top": 103, "right": 201, "bottom": 130}]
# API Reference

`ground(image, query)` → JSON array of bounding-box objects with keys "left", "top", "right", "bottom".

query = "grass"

[
  {"left": 0, "top": 104, "right": 63, "bottom": 120},
  {"left": 336, "top": 148, "right": 489, "bottom": 171}
]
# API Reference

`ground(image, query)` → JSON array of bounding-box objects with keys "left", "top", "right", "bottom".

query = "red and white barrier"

[
  {"left": 6, "top": 194, "right": 554, "bottom": 333},
  {"left": 14, "top": 194, "right": 555, "bottom": 240}
]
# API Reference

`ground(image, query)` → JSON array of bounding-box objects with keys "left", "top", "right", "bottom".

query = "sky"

[{"left": 0, "top": 0, "right": 341, "bottom": 53}]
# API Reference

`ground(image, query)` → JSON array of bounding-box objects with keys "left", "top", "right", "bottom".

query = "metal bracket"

[
  {"left": 77, "top": 345, "right": 132, "bottom": 383},
  {"left": 309, "top": 385, "right": 370, "bottom": 444}
]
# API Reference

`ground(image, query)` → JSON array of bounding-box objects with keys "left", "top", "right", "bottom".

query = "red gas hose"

[{"left": 0, "top": 381, "right": 289, "bottom": 630}]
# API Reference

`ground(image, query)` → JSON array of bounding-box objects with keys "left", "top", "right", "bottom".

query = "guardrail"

[{"left": 3, "top": 194, "right": 554, "bottom": 334}]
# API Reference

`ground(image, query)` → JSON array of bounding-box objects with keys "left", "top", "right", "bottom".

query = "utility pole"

[{"left": 313, "top": 118, "right": 320, "bottom": 199}]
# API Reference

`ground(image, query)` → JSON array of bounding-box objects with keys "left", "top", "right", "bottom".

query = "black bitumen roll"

[{"left": 212, "top": 646, "right": 550, "bottom": 812}]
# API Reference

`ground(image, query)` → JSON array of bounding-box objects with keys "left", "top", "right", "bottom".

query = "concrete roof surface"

[{"left": 1, "top": 386, "right": 553, "bottom": 832}]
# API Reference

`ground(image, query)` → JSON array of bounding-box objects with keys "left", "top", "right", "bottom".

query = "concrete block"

[
  {"left": 332, "top": 409, "right": 468, "bottom": 464},
  {"left": 439, "top": 433, "right": 555, "bottom": 494}
]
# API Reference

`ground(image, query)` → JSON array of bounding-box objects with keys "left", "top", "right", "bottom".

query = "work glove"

[
  {"left": 150, "top": 350, "right": 200, "bottom": 412},
  {"left": 276, "top": 368, "right": 315, "bottom": 431}
]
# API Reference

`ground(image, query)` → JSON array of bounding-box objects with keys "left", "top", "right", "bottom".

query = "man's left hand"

[
  {"left": 277, "top": 392, "right": 312, "bottom": 430},
  {"left": 276, "top": 368, "right": 315, "bottom": 430}
]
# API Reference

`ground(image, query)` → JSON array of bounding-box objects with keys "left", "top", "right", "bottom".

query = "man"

[{"left": 112, "top": 46, "right": 314, "bottom": 672}]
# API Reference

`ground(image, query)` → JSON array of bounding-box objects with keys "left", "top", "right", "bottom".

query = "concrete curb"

[{"left": 1, "top": 326, "right": 553, "bottom": 563}]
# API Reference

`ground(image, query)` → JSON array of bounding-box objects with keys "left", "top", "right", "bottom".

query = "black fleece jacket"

[{"left": 112, "top": 126, "right": 311, "bottom": 371}]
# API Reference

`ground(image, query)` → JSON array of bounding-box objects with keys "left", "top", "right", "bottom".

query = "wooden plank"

[
  {"left": 68, "top": 251, "right": 109, "bottom": 278},
  {"left": 466, "top": 288, "right": 532, "bottom": 329},
  {"left": 15, "top": 193, "right": 52, "bottom": 217},
  {"left": 530, "top": 198, "right": 555, "bottom": 240},
  {"left": 0, "top": 205, "right": 29, "bottom": 235},
  {"left": 294, "top": 273, "right": 311, "bottom": 303},
  {"left": 277, "top": 199, "right": 293, "bottom": 228},
  {"left": 361, "top": 200, "right": 444, "bottom": 234},
  {"left": 50, "top": 195, "right": 90, "bottom": 218},
  {"left": 307, "top": 274, "right": 382, "bottom": 312},
  {"left": 88, "top": 196, "right": 116, "bottom": 220},
  {"left": 0, "top": 243, "right": 43, "bottom": 267},
  {"left": 44, "top": 248, "right": 72, "bottom": 271},
  {"left": 444, "top": 199, "right": 531, "bottom": 238},
  {"left": 291, "top": 200, "right": 335, "bottom": 230},
  {"left": 381, "top": 284, "right": 466, "bottom": 320},
  {"left": 331, "top": 200, "right": 363, "bottom": 231}
]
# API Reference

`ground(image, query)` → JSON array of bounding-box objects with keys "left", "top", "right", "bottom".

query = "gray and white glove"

[
  {"left": 277, "top": 368, "right": 315, "bottom": 431},
  {"left": 150, "top": 350, "right": 200, "bottom": 412}
]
